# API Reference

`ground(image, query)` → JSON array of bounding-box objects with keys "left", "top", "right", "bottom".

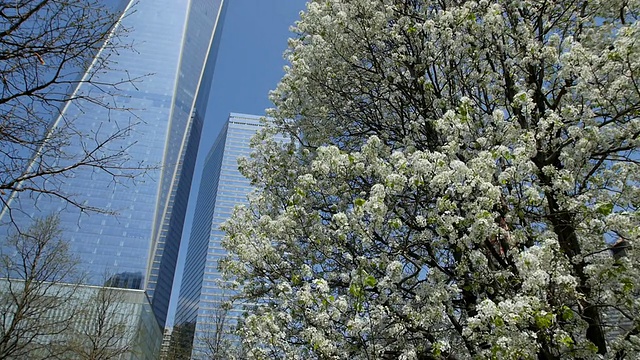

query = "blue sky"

[{"left": 166, "top": 0, "right": 307, "bottom": 326}]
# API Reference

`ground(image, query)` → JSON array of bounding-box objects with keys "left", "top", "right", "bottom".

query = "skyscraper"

[
  {"left": 174, "top": 113, "right": 271, "bottom": 358},
  {"left": 0, "top": 0, "right": 226, "bottom": 327}
]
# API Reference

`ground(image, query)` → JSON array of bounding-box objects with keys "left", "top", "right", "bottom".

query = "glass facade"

[
  {"left": 174, "top": 113, "right": 272, "bottom": 358},
  {"left": 0, "top": 0, "right": 226, "bottom": 328},
  {"left": 0, "top": 280, "right": 163, "bottom": 360}
]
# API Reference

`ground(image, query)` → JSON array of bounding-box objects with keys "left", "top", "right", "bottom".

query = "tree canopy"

[{"left": 221, "top": 0, "right": 640, "bottom": 359}]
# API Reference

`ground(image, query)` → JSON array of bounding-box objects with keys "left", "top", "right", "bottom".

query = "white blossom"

[{"left": 221, "top": 0, "right": 640, "bottom": 358}]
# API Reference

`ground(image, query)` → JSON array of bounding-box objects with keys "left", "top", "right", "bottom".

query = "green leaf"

[
  {"left": 518, "top": 92, "right": 527, "bottom": 102},
  {"left": 535, "top": 312, "right": 554, "bottom": 329},
  {"left": 354, "top": 198, "right": 366, "bottom": 206},
  {"left": 364, "top": 275, "right": 377, "bottom": 287},
  {"left": 349, "top": 283, "right": 363, "bottom": 297},
  {"left": 608, "top": 52, "right": 622, "bottom": 61},
  {"left": 291, "top": 274, "right": 301, "bottom": 286},
  {"left": 596, "top": 202, "right": 614, "bottom": 216},
  {"left": 493, "top": 316, "right": 504, "bottom": 327},
  {"left": 432, "top": 343, "right": 442, "bottom": 356},
  {"left": 560, "top": 335, "right": 574, "bottom": 348},
  {"left": 560, "top": 306, "right": 573, "bottom": 321}
]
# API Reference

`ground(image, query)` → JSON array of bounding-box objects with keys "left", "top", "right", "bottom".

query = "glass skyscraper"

[
  {"left": 0, "top": 0, "right": 226, "bottom": 327},
  {"left": 174, "top": 113, "right": 271, "bottom": 358}
]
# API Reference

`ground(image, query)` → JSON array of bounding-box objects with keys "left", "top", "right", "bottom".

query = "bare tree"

[
  {"left": 196, "top": 299, "right": 241, "bottom": 360},
  {"left": 168, "top": 295, "right": 244, "bottom": 360},
  {"left": 0, "top": 0, "right": 151, "bottom": 227},
  {"left": 65, "top": 285, "right": 136, "bottom": 360},
  {"left": 1, "top": 223, "right": 148, "bottom": 360},
  {"left": 0, "top": 215, "right": 82, "bottom": 359}
]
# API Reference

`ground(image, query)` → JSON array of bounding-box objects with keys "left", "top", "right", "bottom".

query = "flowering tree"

[{"left": 222, "top": 0, "right": 640, "bottom": 358}]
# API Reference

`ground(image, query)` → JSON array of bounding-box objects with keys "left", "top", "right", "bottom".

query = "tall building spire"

[{"left": 0, "top": 0, "right": 227, "bottom": 327}]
